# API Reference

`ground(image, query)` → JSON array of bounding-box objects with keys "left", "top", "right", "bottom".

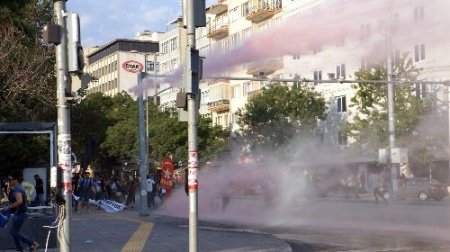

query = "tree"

[
  {"left": 0, "top": 1, "right": 56, "bottom": 174},
  {"left": 71, "top": 92, "right": 115, "bottom": 170},
  {"left": 100, "top": 92, "right": 138, "bottom": 165},
  {"left": 346, "top": 53, "right": 434, "bottom": 162},
  {"left": 238, "top": 83, "right": 327, "bottom": 155},
  {"left": 148, "top": 107, "right": 228, "bottom": 167}
]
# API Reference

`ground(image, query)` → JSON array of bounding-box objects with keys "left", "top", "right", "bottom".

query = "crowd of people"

[{"left": 71, "top": 171, "right": 167, "bottom": 213}]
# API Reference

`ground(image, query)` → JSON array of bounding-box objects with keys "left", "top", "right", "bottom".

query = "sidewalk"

[{"left": 1, "top": 206, "right": 292, "bottom": 252}]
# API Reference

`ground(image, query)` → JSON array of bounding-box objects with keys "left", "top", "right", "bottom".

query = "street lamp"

[
  {"left": 137, "top": 71, "right": 149, "bottom": 216},
  {"left": 131, "top": 50, "right": 150, "bottom": 216}
]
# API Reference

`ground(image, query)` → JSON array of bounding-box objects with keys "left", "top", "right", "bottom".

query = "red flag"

[{"left": 160, "top": 156, "right": 174, "bottom": 191}]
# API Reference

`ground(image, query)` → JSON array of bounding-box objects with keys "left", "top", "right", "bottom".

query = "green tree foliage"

[
  {"left": 100, "top": 92, "right": 138, "bottom": 164},
  {"left": 238, "top": 83, "right": 327, "bottom": 155},
  {"left": 346, "top": 53, "right": 433, "bottom": 157},
  {"left": 0, "top": 0, "right": 55, "bottom": 122},
  {"left": 148, "top": 107, "right": 228, "bottom": 166},
  {"left": 72, "top": 92, "right": 228, "bottom": 173},
  {"left": 0, "top": 1, "right": 55, "bottom": 174},
  {"left": 71, "top": 92, "right": 115, "bottom": 169}
]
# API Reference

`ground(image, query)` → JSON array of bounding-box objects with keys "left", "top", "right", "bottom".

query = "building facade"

[{"left": 85, "top": 39, "right": 159, "bottom": 98}]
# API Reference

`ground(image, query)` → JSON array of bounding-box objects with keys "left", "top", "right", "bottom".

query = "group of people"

[
  {"left": 0, "top": 173, "right": 40, "bottom": 251},
  {"left": 72, "top": 171, "right": 163, "bottom": 213}
]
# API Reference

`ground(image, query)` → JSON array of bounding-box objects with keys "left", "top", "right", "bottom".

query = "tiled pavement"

[{"left": 1, "top": 206, "right": 292, "bottom": 252}]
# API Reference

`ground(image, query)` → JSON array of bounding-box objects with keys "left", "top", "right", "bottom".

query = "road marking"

[
  {"left": 96, "top": 213, "right": 154, "bottom": 252},
  {"left": 121, "top": 222, "right": 154, "bottom": 252}
]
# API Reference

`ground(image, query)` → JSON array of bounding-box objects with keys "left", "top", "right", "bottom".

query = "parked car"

[{"left": 398, "top": 177, "right": 449, "bottom": 201}]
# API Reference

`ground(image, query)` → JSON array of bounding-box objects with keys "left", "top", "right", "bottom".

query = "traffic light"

[{"left": 66, "top": 12, "right": 84, "bottom": 74}]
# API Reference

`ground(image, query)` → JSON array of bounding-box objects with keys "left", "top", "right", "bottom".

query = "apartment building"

[
  {"left": 198, "top": 0, "right": 450, "bottom": 149},
  {"left": 85, "top": 38, "right": 159, "bottom": 98},
  {"left": 152, "top": 0, "right": 450, "bottom": 155}
]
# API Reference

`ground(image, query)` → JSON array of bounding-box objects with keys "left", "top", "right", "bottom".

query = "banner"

[
  {"left": 73, "top": 195, "right": 126, "bottom": 213},
  {"left": 160, "top": 156, "right": 174, "bottom": 191}
]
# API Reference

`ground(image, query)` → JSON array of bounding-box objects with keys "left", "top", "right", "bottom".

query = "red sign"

[
  {"left": 122, "top": 60, "right": 143, "bottom": 73},
  {"left": 160, "top": 156, "right": 174, "bottom": 191}
]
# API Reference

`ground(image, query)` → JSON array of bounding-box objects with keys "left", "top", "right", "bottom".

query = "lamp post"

[
  {"left": 131, "top": 50, "right": 150, "bottom": 216},
  {"left": 137, "top": 71, "right": 149, "bottom": 216}
]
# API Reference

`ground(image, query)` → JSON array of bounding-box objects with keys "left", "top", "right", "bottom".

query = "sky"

[{"left": 67, "top": 0, "right": 214, "bottom": 47}]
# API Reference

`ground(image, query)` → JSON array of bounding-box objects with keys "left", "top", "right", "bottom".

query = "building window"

[
  {"left": 416, "top": 83, "right": 426, "bottom": 99},
  {"left": 313, "top": 70, "right": 322, "bottom": 85},
  {"left": 337, "top": 96, "right": 347, "bottom": 112},
  {"left": 231, "top": 33, "right": 240, "bottom": 47},
  {"left": 336, "top": 64, "right": 346, "bottom": 79},
  {"left": 414, "top": 43, "right": 425, "bottom": 62},
  {"left": 338, "top": 130, "right": 348, "bottom": 146},
  {"left": 241, "top": 2, "right": 250, "bottom": 16},
  {"left": 230, "top": 6, "right": 239, "bottom": 22},
  {"left": 414, "top": 6, "right": 424, "bottom": 22},
  {"left": 233, "top": 85, "right": 241, "bottom": 98},
  {"left": 243, "top": 82, "right": 253, "bottom": 95},
  {"left": 241, "top": 27, "right": 251, "bottom": 41},
  {"left": 146, "top": 61, "right": 155, "bottom": 71}
]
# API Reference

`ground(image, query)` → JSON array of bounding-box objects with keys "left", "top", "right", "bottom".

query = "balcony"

[
  {"left": 207, "top": 0, "right": 228, "bottom": 15},
  {"left": 247, "top": 58, "right": 283, "bottom": 76},
  {"left": 208, "top": 99, "right": 230, "bottom": 113},
  {"left": 245, "top": 0, "right": 282, "bottom": 23},
  {"left": 207, "top": 23, "right": 229, "bottom": 39}
]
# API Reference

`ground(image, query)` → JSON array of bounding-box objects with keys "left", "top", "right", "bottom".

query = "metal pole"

[
  {"left": 386, "top": 10, "right": 398, "bottom": 196},
  {"left": 184, "top": 1, "right": 198, "bottom": 251},
  {"left": 138, "top": 71, "right": 149, "bottom": 216},
  {"left": 54, "top": 0, "right": 72, "bottom": 251},
  {"left": 448, "top": 85, "right": 450, "bottom": 182}
]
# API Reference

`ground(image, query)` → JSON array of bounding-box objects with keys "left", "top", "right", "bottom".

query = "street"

[{"left": 159, "top": 189, "right": 450, "bottom": 251}]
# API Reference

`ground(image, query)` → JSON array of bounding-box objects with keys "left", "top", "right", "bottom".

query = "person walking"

[
  {"left": 33, "top": 175, "right": 44, "bottom": 206},
  {"left": 0, "top": 173, "right": 39, "bottom": 251}
]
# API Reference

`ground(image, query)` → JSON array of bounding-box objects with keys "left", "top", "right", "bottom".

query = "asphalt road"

[
  {"left": 232, "top": 197, "right": 450, "bottom": 251},
  {"left": 159, "top": 191, "right": 450, "bottom": 251}
]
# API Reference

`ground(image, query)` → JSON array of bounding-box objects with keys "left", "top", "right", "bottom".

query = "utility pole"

[
  {"left": 448, "top": 85, "right": 450, "bottom": 183},
  {"left": 386, "top": 8, "right": 398, "bottom": 197},
  {"left": 182, "top": 1, "right": 205, "bottom": 251},
  {"left": 54, "top": 0, "right": 72, "bottom": 251},
  {"left": 185, "top": 6, "right": 199, "bottom": 252},
  {"left": 138, "top": 71, "right": 149, "bottom": 216}
]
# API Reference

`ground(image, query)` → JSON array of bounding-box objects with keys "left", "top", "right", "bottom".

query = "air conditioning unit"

[{"left": 327, "top": 73, "right": 336, "bottom": 80}]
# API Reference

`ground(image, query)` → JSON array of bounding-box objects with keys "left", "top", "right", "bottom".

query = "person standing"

[
  {"left": 125, "top": 178, "right": 137, "bottom": 208},
  {"left": 146, "top": 174, "right": 156, "bottom": 208},
  {"left": 33, "top": 175, "right": 44, "bottom": 206},
  {"left": 72, "top": 173, "right": 80, "bottom": 213},
  {"left": 78, "top": 172, "right": 95, "bottom": 213},
  {"left": 0, "top": 173, "right": 39, "bottom": 251}
]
